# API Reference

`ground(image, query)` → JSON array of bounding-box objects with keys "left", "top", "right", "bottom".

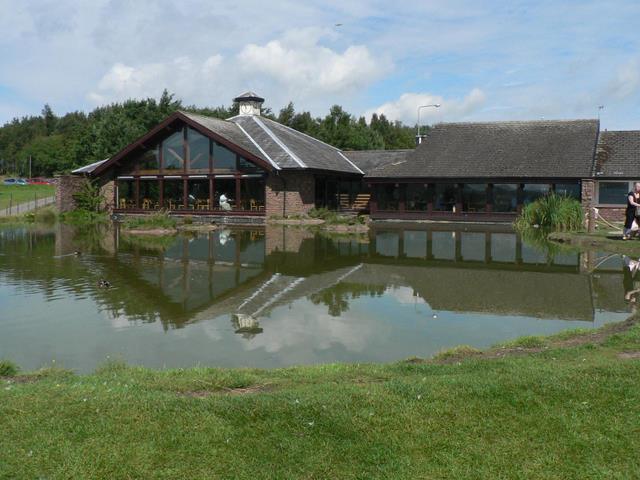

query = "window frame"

[{"left": 596, "top": 181, "right": 637, "bottom": 206}]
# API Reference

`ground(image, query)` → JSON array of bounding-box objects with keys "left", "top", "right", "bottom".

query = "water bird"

[
  {"left": 98, "top": 279, "right": 112, "bottom": 289},
  {"left": 74, "top": 251, "right": 82, "bottom": 256}
]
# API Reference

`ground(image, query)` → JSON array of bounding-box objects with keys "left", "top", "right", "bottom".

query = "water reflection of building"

[{"left": 2, "top": 224, "right": 634, "bottom": 333}]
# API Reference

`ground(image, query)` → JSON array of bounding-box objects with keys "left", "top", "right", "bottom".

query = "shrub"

[
  {"left": 515, "top": 193, "right": 583, "bottom": 231},
  {"left": 72, "top": 179, "right": 103, "bottom": 213},
  {"left": 0, "top": 360, "right": 19, "bottom": 377},
  {"left": 182, "top": 215, "right": 193, "bottom": 225}
]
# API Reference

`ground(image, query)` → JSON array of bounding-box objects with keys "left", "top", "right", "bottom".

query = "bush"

[
  {"left": 0, "top": 360, "right": 19, "bottom": 377},
  {"left": 72, "top": 179, "right": 103, "bottom": 213},
  {"left": 515, "top": 193, "right": 583, "bottom": 231}
]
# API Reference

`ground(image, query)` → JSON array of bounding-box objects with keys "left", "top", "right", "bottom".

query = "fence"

[{"left": 0, "top": 193, "right": 56, "bottom": 217}]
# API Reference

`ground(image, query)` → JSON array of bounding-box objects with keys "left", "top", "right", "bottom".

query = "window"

[
  {"left": 215, "top": 178, "right": 236, "bottom": 210},
  {"left": 238, "top": 156, "right": 261, "bottom": 173},
  {"left": 462, "top": 184, "right": 487, "bottom": 212},
  {"left": 116, "top": 179, "right": 136, "bottom": 209},
  {"left": 163, "top": 130, "right": 185, "bottom": 171},
  {"left": 377, "top": 184, "right": 400, "bottom": 210},
  {"left": 164, "top": 179, "right": 184, "bottom": 209},
  {"left": 136, "top": 146, "right": 159, "bottom": 173},
  {"left": 555, "top": 182, "right": 581, "bottom": 200},
  {"left": 406, "top": 184, "right": 429, "bottom": 211},
  {"left": 213, "top": 142, "right": 236, "bottom": 171},
  {"left": 493, "top": 184, "right": 518, "bottom": 212},
  {"left": 598, "top": 182, "right": 630, "bottom": 205},
  {"left": 188, "top": 179, "right": 210, "bottom": 209},
  {"left": 187, "top": 128, "right": 209, "bottom": 172},
  {"left": 139, "top": 179, "right": 160, "bottom": 210},
  {"left": 433, "top": 184, "right": 457, "bottom": 212},
  {"left": 240, "top": 177, "right": 266, "bottom": 211},
  {"left": 522, "top": 184, "right": 550, "bottom": 205}
]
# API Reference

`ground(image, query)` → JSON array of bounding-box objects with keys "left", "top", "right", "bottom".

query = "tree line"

[{"left": 0, "top": 90, "right": 417, "bottom": 177}]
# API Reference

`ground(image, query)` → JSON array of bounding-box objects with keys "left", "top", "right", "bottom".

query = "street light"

[{"left": 417, "top": 104, "right": 441, "bottom": 144}]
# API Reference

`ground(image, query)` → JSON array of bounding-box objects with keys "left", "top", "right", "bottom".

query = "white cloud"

[
  {"left": 88, "top": 54, "right": 224, "bottom": 104},
  {"left": 238, "top": 28, "right": 391, "bottom": 95},
  {"left": 365, "top": 88, "right": 486, "bottom": 124}
]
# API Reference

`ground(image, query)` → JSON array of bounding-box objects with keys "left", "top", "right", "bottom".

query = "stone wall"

[
  {"left": 55, "top": 175, "right": 87, "bottom": 213},
  {"left": 100, "top": 180, "right": 115, "bottom": 213},
  {"left": 265, "top": 171, "right": 315, "bottom": 217},
  {"left": 56, "top": 175, "right": 114, "bottom": 213}
]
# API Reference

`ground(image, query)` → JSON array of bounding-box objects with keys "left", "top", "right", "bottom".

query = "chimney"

[{"left": 234, "top": 91, "right": 265, "bottom": 116}]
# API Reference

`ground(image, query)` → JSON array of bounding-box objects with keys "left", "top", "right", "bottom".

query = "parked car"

[
  {"left": 3, "top": 178, "right": 28, "bottom": 186},
  {"left": 27, "top": 178, "right": 50, "bottom": 185}
]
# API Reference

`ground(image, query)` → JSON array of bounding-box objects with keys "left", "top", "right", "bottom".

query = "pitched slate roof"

[
  {"left": 594, "top": 130, "right": 640, "bottom": 178},
  {"left": 179, "top": 111, "right": 268, "bottom": 163},
  {"left": 228, "top": 115, "right": 363, "bottom": 174},
  {"left": 343, "top": 150, "right": 411, "bottom": 175},
  {"left": 367, "top": 119, "right": 600, "bottom": 179}
]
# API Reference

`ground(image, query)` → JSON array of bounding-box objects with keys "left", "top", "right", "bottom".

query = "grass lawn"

[
  {"left": 0, "top": 184, "right": 55, "bottom": 210},
  {"left": 1, "top": 318, "right": 639, "bottom": 479}
]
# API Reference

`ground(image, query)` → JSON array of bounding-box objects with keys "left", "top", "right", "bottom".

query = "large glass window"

[
  {"left": 406, "top": 184, "right": 429, "bottom": 211},
  {"left": 377, "top": 184, "right": 400, "bottom": 210},
  {"left": 238, "top": 156, "right": 261, "bottom": 173},
  {"left": 240, "top": 177, "right": 266, "bottom": 211},
  {"left": 433, "top": 184, "right": 457, "bottom": 212},
  {"left": 164, "top": 179, "right": 184, "bottom": 209},
  {"left": 462, "top": 184, "right": 487, "bottom": 212},
  {"left": 598, "top": 182, "right": 630, "bottom": 205},
  {"left": 139, "top": 179, "right": 160, "bottom": 210},
  {"left": 213, "top": 142, "right": 236, "bottom": 172},
  {"left": 163, "top": 130, "right": 185, "bottom": 171},
  {"left": 187, "top": 128, "right": 209, "bottom": 172},
  {"left": 117, "top": 179, "right": 136, "bottom": 209},
  {"left": 215, "top": 178, "right": 236, "bottom": 210},
  {"left": 136, "top": 146, "right": 159, "bottom": 173},
  {"left": 555, "top": 182, "right": 581, "bottom": 200},
  {"left": 188, "top": 179, "right": 210, "bottom": 210},
  {"left": 493, "top": 184, "right": 518, "bottom": 212},
  {"left": 523, "top": 184, "right": 550, "bottom": 205}
]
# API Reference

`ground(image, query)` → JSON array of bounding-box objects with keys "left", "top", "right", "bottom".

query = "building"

[{"left": 63, "top": 91, "right": 639, "bottom": 224}]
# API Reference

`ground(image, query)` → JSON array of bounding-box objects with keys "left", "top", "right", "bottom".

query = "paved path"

[{"left": 0, "top": 196, "right": 55, "bottom": 217}]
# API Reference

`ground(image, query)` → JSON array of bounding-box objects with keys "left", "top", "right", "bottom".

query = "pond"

[{"left": 0, "top": 223, "right": 633, "bottom": 372}]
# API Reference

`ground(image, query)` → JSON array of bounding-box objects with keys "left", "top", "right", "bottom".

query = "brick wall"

[
  {"left": 265, "top": 171, "right": 315, "bottom": 217},
  {"left": 581, "top": 178, "right": 627, "bottom": 228},
  {"left": 581, "top": 179, "right": 596, "bottom": 232}
]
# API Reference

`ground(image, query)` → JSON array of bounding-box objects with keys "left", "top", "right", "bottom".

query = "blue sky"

[{"left": 0, "top": 0, "right": 639, "bottom": 129}]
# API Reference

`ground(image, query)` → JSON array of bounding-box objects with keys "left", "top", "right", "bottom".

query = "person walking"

[{"left": 623, "top": 182, "right": 640, "bottom": 240}]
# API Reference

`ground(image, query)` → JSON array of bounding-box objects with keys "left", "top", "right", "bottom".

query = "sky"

[{"left": 0, "top": 0, "right": 639, "bottom": 129}]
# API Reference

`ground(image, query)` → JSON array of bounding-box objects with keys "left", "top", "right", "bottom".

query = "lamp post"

[{"left": 416, "top": 104, "right": 441, "bottom": 144}]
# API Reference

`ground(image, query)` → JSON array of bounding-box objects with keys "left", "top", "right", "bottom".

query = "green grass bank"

[
  {"left": 2, "top": 317, "right": 639, "bottom": 479},
  {"left": 0, "top": 184, "right": 55, "bottom": 210}
]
